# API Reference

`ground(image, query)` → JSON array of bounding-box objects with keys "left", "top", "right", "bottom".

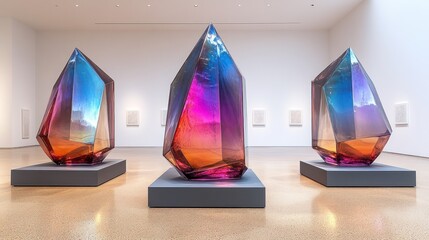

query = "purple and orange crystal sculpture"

[
  {"left": 312, "top": 48, "right": 392, "bottom": 166},
  {"left": 163, "top": 24, "right": 247, "bottom": 180},
  {"left": 37, "top": 48, "right": 115, "bottom": 165}
]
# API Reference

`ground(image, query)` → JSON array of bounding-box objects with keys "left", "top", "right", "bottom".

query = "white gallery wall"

[
  {"left": 329, "top": 0, "right": 429, "bottom": 157},
  {"left": 0, "top": 18, "right": 37, "bottom": 148},
  {"left": 36, "top": 29, "right": 328, "bottom": 147},
  {"left": 0, "top": 18, "right": 13, "bottom": 147},
  {"left": 5, "top": 0, "right": 428, "bottom": 154}
]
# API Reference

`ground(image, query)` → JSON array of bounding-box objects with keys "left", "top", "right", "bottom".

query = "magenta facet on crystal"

[
  {"left": 163, "top": 24, "right": 247, "bottom": 180},
  {"left": 312, "top": 48, "right": 392, "bottom": 166}
]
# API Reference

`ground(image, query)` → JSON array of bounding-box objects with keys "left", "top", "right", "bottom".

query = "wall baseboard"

[{"left": 0, "top": 145, "right": 38, "bottom": 149}]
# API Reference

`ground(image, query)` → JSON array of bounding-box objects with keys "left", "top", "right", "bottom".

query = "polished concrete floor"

[{"left": 1, "top": 146, "right": 428, "bottom": 239}]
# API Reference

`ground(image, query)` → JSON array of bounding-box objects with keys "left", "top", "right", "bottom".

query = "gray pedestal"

[
  {"left": 148, "top": 168, "right": 265, "bottom": 208},
  {"left": 11, "top": 159, "right": 126, "bottom": 186},
  {"left": 300, "top": 160, "right": 416, "bottom": 187}
]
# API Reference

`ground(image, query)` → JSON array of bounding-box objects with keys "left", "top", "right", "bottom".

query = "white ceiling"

[{"left": 0, "top": 0, "right": 363, "bottom": 30}]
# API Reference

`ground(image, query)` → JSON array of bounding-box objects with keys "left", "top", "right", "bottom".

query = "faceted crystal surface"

[
  {"left": 163, "top": 24, "right": 247, "bottom": 180},
  {"left": 312, "top": 48, "right": 392, "bottom": 166},
  {"left": 37, "top": 48, "right": 115, "bottom": 165}
]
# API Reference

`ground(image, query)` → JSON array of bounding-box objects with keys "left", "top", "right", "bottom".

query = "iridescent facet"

[
  {"left": 312, "top": 48, "right": 392, "bottom": 166},
  {"left": 163, "top": 24, "right": 247, "bottom": 180},
  {"left": 37, "top": 48, "right": 115, "bottom": 165}
]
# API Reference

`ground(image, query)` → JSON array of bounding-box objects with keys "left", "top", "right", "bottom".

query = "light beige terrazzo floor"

[{"left": 0, "top": 146, "right": 428, "bottom": 239}]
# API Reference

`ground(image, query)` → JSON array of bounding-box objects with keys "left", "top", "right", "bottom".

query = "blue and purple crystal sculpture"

[
  {"left": 37, "top": 48, "right": 115, "bottom": 165},
  {"left": 312, "top": 48, "right": 392, "bottom": 166},
  {"left": 163, "top": 24, "right": 247, "bottom": 180}
]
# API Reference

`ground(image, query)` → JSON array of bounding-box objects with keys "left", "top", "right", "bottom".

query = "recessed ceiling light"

[
  {"left": 267, "top": 3, "right": 271, "bottom": 7},
  {"left": 116, "top": 4, "right": 120, "bottom": 7},
  {"left": 238, "top": 4, "right": 242, "bottom": 7},
  {"left": 75, "top": 4, "right": 79, "bottom": 7},
  {"left": 147, "top": 4, "right": 151, "bottom": 7},
  {"left": 194, "top": 4, "right": 198, "bottom": 7}
]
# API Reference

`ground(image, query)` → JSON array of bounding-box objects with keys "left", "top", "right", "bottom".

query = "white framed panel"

[
  {"left": 395, "top": 102, "right": 409, "bottom": 126},
  {"left": 126, "top": 110, "right": 140, "bottom": 126},
  {"left": 21, "top": 109, "right": 30, "bottom": 139},
  {"left": 289, "top": 110, "right": 303, "bottom": 126},
  {"left": 252, "top": 109, "right": 266, "bottom": 126},
  {"left": 160, "top": 109, "right": 167, "bottom": 126}
]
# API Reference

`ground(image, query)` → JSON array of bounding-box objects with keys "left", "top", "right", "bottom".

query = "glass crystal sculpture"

[
  {"left": 37, "top": 48, "right": 115, "bottom": 165},
  {"left": 312, "top": 48, "right": 392, "bottom": 166},
  {"left": 163, "top": 24, "right": 247, "bottom": 180}
]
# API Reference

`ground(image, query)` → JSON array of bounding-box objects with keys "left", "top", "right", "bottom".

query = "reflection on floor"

[{"left": 0, "top": 146, "right": 428, "bottom": 239}]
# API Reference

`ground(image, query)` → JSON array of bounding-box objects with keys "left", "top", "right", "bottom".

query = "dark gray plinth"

[
  {"left": 148, "top": 168, "right": 265, "bottom": 208},
  {"left": 11, "top": 159, "right": 126, "bottom": 186},
  {"left": 300, "top": 160, "right": 416, "bottom": 187}
]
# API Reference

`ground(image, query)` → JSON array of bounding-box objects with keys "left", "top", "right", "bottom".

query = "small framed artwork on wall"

[
  {"left": 289, "top": 110, "right": 303, "bottom": 126},
  {"left": 160, "top": 109, "right": 167, "bottom": 126},
  {"left": 126, "top": 110, "right": 140, "bottom": 127},
  {"left": 252, "top": 109, "right": 266, "bottom": 126},
  {"left": 395, "top": 102, "right": 409, "bottom": 126},
  {"left": 21, "top": 109, "right": 30, "bottom": 139}
]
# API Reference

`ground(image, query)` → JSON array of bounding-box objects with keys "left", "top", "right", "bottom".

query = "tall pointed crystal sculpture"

[
  {"left": 37, "top": 48, "right": 115, "bottom": 165},
  {"left": 312, "top": 48, "right": 392, "bottom": 166},
  {"left": 163, "top": 24, "right": 247, "bottom": 180}
]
